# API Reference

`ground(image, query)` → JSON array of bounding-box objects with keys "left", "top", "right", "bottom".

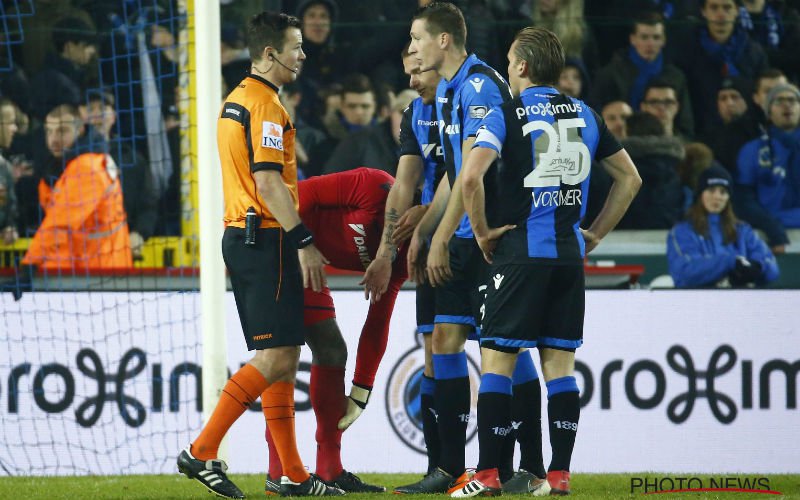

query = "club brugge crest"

[{"left": 384, "top": 334, "right": 481, "bottom": 454}]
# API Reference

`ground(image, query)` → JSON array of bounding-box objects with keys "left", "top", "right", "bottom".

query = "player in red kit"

[{"left": 264, "top": 167, "right": 408, "bottom": 494}]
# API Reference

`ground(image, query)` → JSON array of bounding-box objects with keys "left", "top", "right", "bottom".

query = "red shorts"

[{"left": 303, "top": 286, "right": 336, "bottom": 327}]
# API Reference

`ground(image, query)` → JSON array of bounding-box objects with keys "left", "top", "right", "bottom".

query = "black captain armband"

[{"left": 286, "top": 223, "right": 314, "bottom": 249}]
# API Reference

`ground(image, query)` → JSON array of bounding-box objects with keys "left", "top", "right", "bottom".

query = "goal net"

[{"left": 0, "top": 0, "right": 211, "bottom": 475}]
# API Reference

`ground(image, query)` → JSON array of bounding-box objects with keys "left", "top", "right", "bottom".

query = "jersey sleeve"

[
  {"left": 398, "top": 105, "right": 420, "bottom": 157},
  {"left": 461, "top": 73, "right": 511, "bottom": 138},
  {"left": 589, "top": 108, "right": 623, "bottom": 160},
  {"left": 351, "top": 262, "right": 406, "bottom": 387},
  {"left": 474, "top": 107, "right": 506, "bottom": 155},
  {"left": 247, "top": 101, "right": 290, "bottom": 173}
]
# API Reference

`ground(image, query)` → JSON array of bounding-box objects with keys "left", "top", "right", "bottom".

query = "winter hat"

[
  {"left": 695, "top": 165, "right": 733, "bottom": 199},
  {"left": 765, "top": 83, "right": 800, "bottom": 118},
  {"left": 719, "top": 77, "right": 750, "bottom": 99},
  {"left": 296, "top": 0, "right": 339, "bottom": 21}
]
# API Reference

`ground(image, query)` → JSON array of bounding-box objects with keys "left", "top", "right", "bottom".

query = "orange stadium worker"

[
  {"left": 22, "top": 104, "right": 132, "bottom": 270},
  {"left": 176, "top": 11, "right": 343, "bottom": 499}
]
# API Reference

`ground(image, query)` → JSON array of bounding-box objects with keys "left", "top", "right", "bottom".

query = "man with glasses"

[
  {"left": 735, "top": 83, "right": 800, "bottom": 250},
  {"left": 640, "top": 80, "right": 684, "bottom": 141}
]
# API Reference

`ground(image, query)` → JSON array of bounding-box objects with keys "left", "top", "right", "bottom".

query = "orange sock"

[
  {"left": 192, "top": 364, "right": 268, "bottom": 460},
  {"left": 263, "top": 381, "right": 309, "bottom": 483}
]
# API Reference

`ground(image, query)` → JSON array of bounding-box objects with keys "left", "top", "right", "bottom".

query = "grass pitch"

[{"left": 1, "top": 473, "right": 798, "bottom": 499}]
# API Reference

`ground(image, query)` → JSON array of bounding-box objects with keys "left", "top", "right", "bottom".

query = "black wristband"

[{"left": 286, "top": 223, "right": 314, "bottom": 249}]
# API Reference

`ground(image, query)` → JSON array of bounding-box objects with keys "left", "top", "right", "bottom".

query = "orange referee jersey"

[{"left": 219, "top": 74, "right": 297, "bottom": 229}]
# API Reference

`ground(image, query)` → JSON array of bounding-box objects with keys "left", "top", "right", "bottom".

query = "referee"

[
  {"left": 455, "top": 28, "right": 641, "bottom": 497},
  {"left": 177, "top": 11, "right": 342, "bottom": 498}
]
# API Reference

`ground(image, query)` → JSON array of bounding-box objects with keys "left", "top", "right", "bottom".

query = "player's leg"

[
  {"left": 433, "top": 238, "right": 482, "bottom": 483},
  {"left": 451, "top": 346, "right": 515, "bottom": 498},
  {"left": 536, "top": 348, "right": 577, "bottom": 497},
  {"left": 395, "top": 240, "right": 473, "bottom": 494},
  {"left": 453, "top": 263, "right": 539, "bottom": 498},
  {"left": 534, "top": 264, "right": 585, "bottom": 497},
  {"left": 415, "top": 278, "right": 440, "bottom": 475},
  {"left": 298, "top": 287, "right": 385, "bottom": 492},
  {"left": 393, "top": 305, "right": 439, "bottom": 495},
  {"left": 304, "top": 317, "right": 385, "bottom": 493},
  {"left": 432, "top": 322, "right": 470, "bottom": 477},
  {"left": 302, "top": 288, "right": 347, "bottom": 483},
  {"left": 421, "top": 331, "right": 438, "bottom": 473},
  {"left": 501, "top": 349, "right": 547, "bottom": 492}
]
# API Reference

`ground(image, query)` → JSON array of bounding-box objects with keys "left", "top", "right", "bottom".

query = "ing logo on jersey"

[
  {"left": 385, "top": 335, "right": 480, "bottom": 454},
  {"left": 262, "top": 121, "right": 283, "bottom": 150}
]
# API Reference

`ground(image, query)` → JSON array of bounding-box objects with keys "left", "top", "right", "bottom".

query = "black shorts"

[
  {"left": 434, "top": 237, "right": 487, "bottom": 333},
  {"left": 416, "top": 281, "right": 435, "bottom": 335},
  {"left": 222, "top": 226, "right": 304, "bottom": 351},
  {"left": 480, "top": 263, "right": 584, "bottom": 352}
]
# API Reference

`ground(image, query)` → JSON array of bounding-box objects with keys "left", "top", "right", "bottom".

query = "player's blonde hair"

[{"left": 513, "top": 27, "right": 564, "bottom": 86}]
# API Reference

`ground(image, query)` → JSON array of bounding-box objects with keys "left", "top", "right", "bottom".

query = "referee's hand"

[{"left": 299, "top": 244, "right": 329, "bottom": 292}]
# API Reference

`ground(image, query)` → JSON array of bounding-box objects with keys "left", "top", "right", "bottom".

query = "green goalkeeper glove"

[{"left": 337, "top": 383, "right": 372, "bottom": 430}]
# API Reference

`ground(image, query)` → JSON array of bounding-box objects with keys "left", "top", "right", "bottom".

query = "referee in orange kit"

[{"left": 177, "top": 11, "right": 343, "bottom": 498}]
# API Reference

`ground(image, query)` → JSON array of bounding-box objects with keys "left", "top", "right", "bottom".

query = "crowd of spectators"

[{"left": 0, "top": 0, "right": 797, "bottom": 280}]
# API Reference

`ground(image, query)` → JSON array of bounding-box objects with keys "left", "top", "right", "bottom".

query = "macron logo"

[
  {"left": 511, "top": 420, "right": 522, "bottom": 430},
  {"left": 348, "top": 223, "right": 366, "bottom": 236},
  {"left": 493, "top": 273, "right": 504, "bottom": 289},
  {"left": 469, "top": 77, "right": 484, "bottom": 93}
]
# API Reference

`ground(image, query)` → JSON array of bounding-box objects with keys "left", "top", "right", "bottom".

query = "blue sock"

[{"left": 433, "top": 352, "right": 469, "bottom": 476}]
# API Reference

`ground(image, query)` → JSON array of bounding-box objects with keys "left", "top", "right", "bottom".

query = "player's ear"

[{"left": 438, "top": 32, "right": 448, "bottom": 49}]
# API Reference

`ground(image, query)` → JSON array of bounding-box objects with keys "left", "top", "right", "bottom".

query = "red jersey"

[{"left": 298, "top": 167, "right": 408, "bottom": 387}]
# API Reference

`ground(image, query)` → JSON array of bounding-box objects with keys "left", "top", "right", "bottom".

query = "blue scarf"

[
  {"left": 628, "top": 45, "right": 664, "bottom": 109},
  {"left": 698, "top": 26, "right": 748, "bottom": 77},
  {"left": 739, "top": 5, "right": 782, "bottom": 49}
]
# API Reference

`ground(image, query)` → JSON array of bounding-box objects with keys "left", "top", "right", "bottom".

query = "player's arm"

[
  {"left": 426, "top": 137, "right": 475, "bottom": 286},
  {"left": 413, "top": 171, "right": 450, "bottom": 239},
  {"left": 407, "top": 172, "right": 451, "bottom": 283},
  {"left": 339, "top": 267, "right": 405, "bottom": 430},
  {"left": 377, "top": 156, "right": 423, "bottom": 260},
  {"left": 462, "top": 146, "right": 501, "bottom": 262},
  {"left": 361, "top": 155, "right": 422, "bottom": 303},
  {"left": 581, "top": 110, "right": 642, "bottom": 253},
  {"left": 582, "top": 149, "right": 642, "bottom": 253},
  {"left": 254, "top": 170, "right": 329, "bottom": 291},
  {"left": 248, "top": 104, "right": 328, "bottom": 291}
]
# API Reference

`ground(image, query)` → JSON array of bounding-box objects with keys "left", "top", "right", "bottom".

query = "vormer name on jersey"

[{"left": 532, "top": 188, "right": 582, "bottom": 208}]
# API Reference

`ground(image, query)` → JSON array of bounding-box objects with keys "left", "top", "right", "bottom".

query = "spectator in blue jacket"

[
  {"left": 668, "top": 166, "right": 779, "bottom": 288},
  {"left": 734, "top": 83, "right": 800, "bottom": 252}
]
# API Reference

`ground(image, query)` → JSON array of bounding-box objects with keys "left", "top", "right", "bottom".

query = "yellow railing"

[{"left": 0, "top": 236, "right": 198, "bottom": 269}]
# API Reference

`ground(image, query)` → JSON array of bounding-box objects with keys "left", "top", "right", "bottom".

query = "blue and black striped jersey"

[
  {"left": 475, "top": 86, "right": 622, "bottom": 263},
  {"left": 436, "top": 54, "right": 512, "bottom": 238},
  {"left": 398, "top": 98, "right": 446, "bottom": 204}
]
